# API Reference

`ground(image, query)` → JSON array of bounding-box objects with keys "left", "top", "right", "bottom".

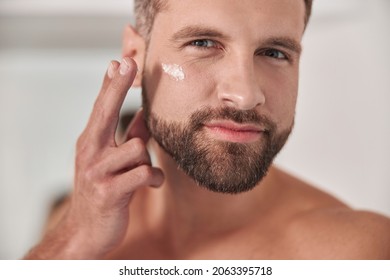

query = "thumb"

[{"left": 123, "top": 108, "right": 150, "bottom": 144}]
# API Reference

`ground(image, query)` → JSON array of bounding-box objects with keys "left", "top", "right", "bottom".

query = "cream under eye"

[{"left": 162, "top": 63, "right": 185, "bottom": 81}]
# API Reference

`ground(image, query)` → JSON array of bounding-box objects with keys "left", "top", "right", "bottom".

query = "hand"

[{"left": 25, "top": 58, "right": 164, "bottom": 259}]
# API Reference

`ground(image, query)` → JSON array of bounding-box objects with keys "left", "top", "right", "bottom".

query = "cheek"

[
  {"left": 144, "top": 59, "right": 218, "bottom": 121},
  {"left": 261, "top": 66, "right": 298, "bottom": 127}
]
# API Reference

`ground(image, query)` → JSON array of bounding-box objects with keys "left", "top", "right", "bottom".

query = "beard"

[{"left": 142, "top": 93, "right": 292, "bottom": 194}]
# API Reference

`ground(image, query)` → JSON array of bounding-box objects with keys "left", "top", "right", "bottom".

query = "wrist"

[{"left": 24, "top": 220, "right": 109, "bottom": 260}]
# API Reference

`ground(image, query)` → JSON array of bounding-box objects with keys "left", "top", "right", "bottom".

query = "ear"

[{"left": 122, "top": 25, "right": 146, "bottom": 87}]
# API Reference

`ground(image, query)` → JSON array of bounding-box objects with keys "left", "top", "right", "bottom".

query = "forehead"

[{"left": 153, "top": 0, "right": 306, "bottom": 41}]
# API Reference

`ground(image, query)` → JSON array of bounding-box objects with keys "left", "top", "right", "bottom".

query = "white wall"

[
  {"left": 276, "top": 0, "right": 390, "bottom": 215},
  {"left": 0, "top": 0, "right": 389, "bottom": 259}
]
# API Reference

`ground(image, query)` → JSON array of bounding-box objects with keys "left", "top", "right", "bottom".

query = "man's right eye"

[{"left": 189, "top": 39, "right": 218, "bottom": 49}]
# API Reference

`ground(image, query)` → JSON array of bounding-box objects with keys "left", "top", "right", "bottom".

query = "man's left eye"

[
  {"left": 263, "top": 49, "right": 287, "bottom": 60},
  {"left": 190, "top": 39, "right": 217, "bottom": 48}
]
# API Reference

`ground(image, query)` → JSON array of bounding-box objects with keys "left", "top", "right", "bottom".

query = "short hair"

[
  {"left": 134, "top": 0, "right": 313, "bottom": 40},
  {"left": 134, "top": 0, "right": 168, "bottom": 41}
]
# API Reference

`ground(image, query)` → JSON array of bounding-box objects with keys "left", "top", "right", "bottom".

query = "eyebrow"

[
  {"left": 170, "top": 25, "right": 231, "bottom": 42},
  {"left": 262, "top": 37, "right": 302, "bottom": 55}
]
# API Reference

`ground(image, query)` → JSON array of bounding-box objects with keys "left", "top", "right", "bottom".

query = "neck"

[{"left": 131, "top": 140, "right": 280, "bottom": 250}]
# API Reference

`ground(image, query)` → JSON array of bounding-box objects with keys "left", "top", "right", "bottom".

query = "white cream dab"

[{"left": 162, "top": 63, "right": 185, "bottom": 81}]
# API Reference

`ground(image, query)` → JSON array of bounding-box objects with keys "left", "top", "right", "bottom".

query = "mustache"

[{"left": 189, "top": 107, "right": 276, "bottom": 133}]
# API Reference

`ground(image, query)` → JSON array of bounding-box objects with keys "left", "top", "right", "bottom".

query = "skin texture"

[{"left": 25, "top": 0, "right": 390, "bottom": 259}]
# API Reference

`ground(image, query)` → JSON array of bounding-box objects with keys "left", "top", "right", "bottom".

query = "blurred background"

[{"left": 0, "top": 0, "right": 389, "bottom": 259}]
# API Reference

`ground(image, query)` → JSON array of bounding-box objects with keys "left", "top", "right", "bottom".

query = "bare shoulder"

[
  {"left": 273, "top": 168, "right": 390, "bottom": 259},
  {"left": 285, "top": 207, "right": 390, "bottom": 259}
]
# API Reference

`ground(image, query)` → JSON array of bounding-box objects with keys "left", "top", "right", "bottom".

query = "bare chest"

[{"left": 106, "top": 227, "right": 291, "bottom": 260}]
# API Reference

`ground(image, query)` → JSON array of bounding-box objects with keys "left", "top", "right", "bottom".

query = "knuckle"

[
  {"left": 83, "top": 166, "right": 99, "bottom": 183},
  {"left": 91, "top": 102, "right": 116, "bottom": 129},
  {"left": 75, "top": 134, "right": 94, "bottom": 159},
  {"left": 75, "top": 149, "right": 92, "bottom": 168},
  {"left": 135, "top": 165, "right": 153, "bottom": 182},
  {"left": 94, "top": 181, "right": 111, "bottom": 204},
  {"left": 109, "top": 77, "right": 124, "bottom": 92},
  {"left": 96, "top": 108, "right": 115, "bottom": 128},
  {"left": 75, "top": 171, "right": 112, "bottom": 207},
  {"left": 129, "top": 138, "right": 146, "bottom": 157}
]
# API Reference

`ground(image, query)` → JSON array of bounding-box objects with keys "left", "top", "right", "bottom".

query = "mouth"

[{"left": 204, "top": 120, "right": 265, "bottom": 143}]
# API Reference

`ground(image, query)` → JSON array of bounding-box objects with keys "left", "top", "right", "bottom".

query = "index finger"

[{"left": 87, "top": 57, "right": 138, "bottom": 147}]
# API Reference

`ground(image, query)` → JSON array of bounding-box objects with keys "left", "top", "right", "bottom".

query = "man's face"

[{"left": 141, "top": 0, "right": 305, "bottom": 193}]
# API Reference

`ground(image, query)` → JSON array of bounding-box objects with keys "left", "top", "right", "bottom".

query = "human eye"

[
  {"left": 261, "top": 49, "right": 288, "bottom": 60},
  {"left": 189, "top": 39, "right": 219, "bottom": 49}
]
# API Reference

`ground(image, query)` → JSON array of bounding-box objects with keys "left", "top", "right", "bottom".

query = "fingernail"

[
  {"left": 119, "top": 59, "right": 130, "bottom": 75},
  {"left": 107, "top": 62, "right": 115, "bottom": 79}
]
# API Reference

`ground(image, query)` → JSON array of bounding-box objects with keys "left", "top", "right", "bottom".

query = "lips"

[{"left": 204, "top": 120, "right": 265, "bottom": 143}]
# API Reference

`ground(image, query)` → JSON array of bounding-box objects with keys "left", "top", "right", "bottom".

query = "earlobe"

[{"left": 122, "top": 25, "right": 146, "bottom": 87}]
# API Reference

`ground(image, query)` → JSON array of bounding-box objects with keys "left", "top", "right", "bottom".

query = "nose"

[{"left": 217, "top": 57, "right": 265, "bottom": 111}]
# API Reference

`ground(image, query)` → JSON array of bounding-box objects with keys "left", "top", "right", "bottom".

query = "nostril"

[
  {"left": 220, "top": 97, "right": 238, "bottom": 108},
  {"left": 218, "top": 90, "right": 265, "bottom": 111}
]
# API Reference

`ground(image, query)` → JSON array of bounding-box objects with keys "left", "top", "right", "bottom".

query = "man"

[{"left": 25, "top": 0, "right": 390, "bottom": 259}]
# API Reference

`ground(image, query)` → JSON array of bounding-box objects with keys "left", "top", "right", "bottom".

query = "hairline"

[{"left": 135, "top": 0, "right": 313, "bottom": 41}]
